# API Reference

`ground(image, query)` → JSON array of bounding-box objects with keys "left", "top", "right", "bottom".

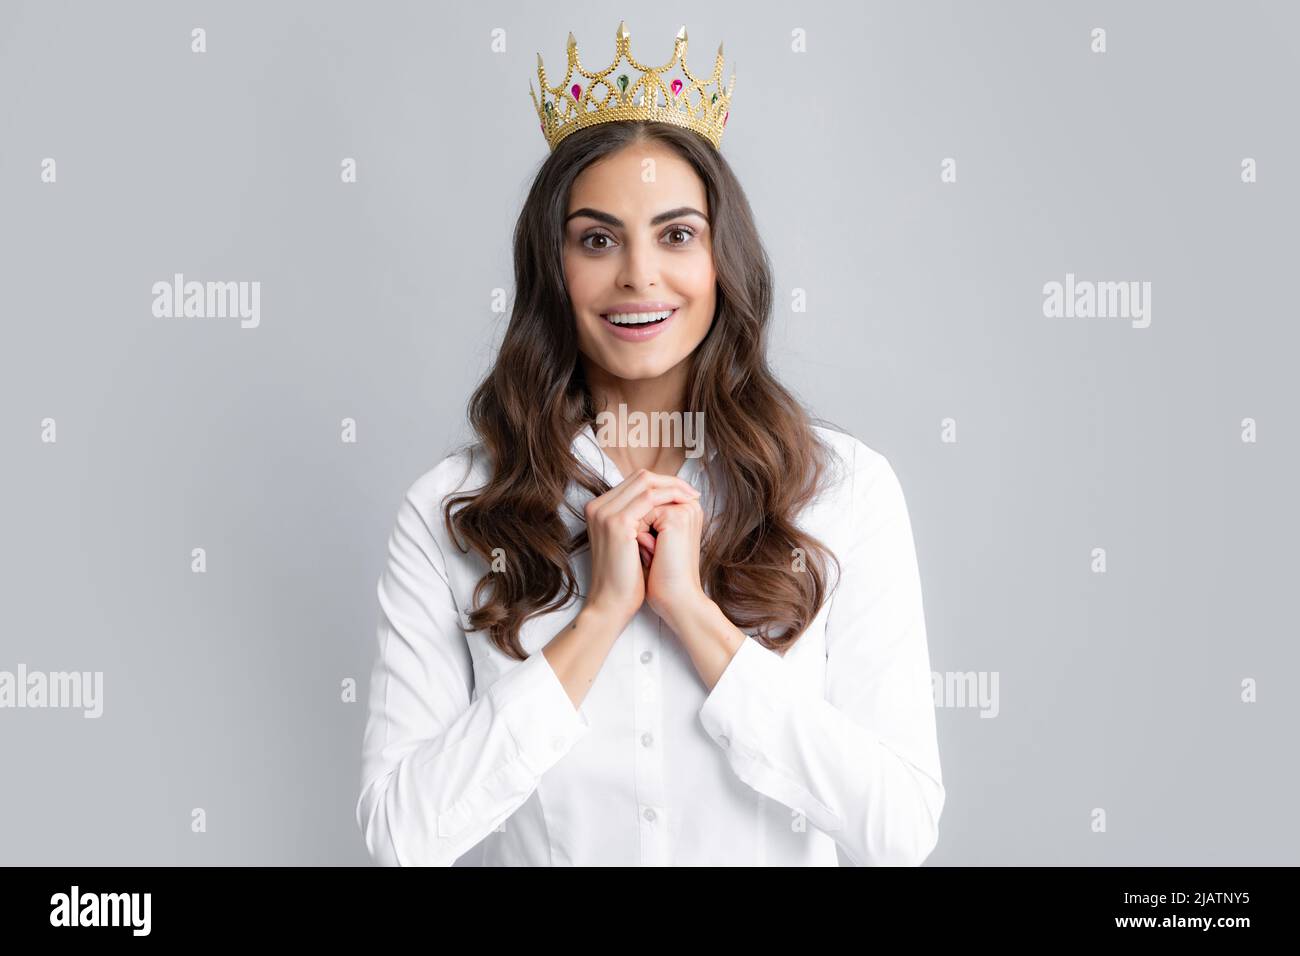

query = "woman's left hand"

[{"left": 640, "top": 498, "right": 709, "bottom": 625}]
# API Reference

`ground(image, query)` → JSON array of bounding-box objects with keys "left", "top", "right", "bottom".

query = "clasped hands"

[{"left": 582, "top": 468, "right": 711, "bottom": 631}]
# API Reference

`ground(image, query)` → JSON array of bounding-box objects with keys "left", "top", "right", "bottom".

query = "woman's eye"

[{"left": 579, "top": 226, "right": 696, "bottom": 252}]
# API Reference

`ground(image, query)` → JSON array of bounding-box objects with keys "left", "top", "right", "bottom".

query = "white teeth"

[{"left": 602, "top": 309, "right": 674, "bottom": 325}]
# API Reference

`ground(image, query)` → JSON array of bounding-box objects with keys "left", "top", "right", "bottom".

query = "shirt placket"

[
  {"left": 632, "top": 603, "right": 669, "bottom": 866},
  {"left": 569, "top": 430, "right": 713, "bottom": 867}
]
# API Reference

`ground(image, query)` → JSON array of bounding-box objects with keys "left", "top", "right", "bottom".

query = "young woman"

[{"left": 355, "top": 24, "right": 944, "bottom": 866}]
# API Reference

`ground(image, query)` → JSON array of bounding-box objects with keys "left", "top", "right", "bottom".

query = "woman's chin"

[{"left": 603, "top": 356, "right": 680, "bottom": 381}]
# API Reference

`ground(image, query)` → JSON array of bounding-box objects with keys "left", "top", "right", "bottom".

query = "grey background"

[{"left": 1, "top": 0, "right": 1295, "bottom": 865}]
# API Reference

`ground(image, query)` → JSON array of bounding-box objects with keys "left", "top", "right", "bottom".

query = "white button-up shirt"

[{"left": 355, "top": 424, "right": 944, "bottom": 866}]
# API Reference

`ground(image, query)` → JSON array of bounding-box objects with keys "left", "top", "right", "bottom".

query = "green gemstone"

[
  {"left": 543, "top": 101, "right": 553, "bottom": 114},
  {"left": 711, "top": 93, "right": 718, "bottom": 103},
  {"left": 617, "top": 74, "right": 629, "bottom": 93}
]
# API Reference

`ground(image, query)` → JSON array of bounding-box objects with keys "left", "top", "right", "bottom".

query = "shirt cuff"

[
  {"left": 697, "top": 635, "right": 847, "bottom": 834},
  {"left": 491, "top": 647, "right": 593, "bottom": 778},
  {"left": 697, "top": 635, "right": 783, "bottom": 753}
]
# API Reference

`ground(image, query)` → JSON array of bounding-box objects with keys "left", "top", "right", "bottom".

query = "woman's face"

[{"left": 563, "top": 140, "right": 717, "bottom": 384}]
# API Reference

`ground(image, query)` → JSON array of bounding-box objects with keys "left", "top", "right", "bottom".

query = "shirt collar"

[{"left": 569, "top": 422, "right": 715, "bottom": 487}]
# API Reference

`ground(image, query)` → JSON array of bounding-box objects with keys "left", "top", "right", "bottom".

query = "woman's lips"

[{"left": 599, "top": 308, "right": 678, "bottom": 341}]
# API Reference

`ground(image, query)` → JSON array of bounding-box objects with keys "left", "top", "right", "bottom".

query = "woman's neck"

[{"left": 584, "top": 361, "right": 690, "bottom": 478}]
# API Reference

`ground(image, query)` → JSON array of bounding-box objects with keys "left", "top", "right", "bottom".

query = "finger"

[
  {"left": 636, "top": 531, "right": 657, "bottom": 553},
  {"left": 644, "top": 501, "right": 702, "bottom": 534},
  {"left": 594, "top": 469, "right": 699, "bottom": 517},
  {"left": 614, "top": 486, "right": 700, "bottom": 529}
]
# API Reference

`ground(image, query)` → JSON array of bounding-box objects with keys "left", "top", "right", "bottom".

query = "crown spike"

[{"left": 530, "top": 23, "right": 733, "bottom": 152}]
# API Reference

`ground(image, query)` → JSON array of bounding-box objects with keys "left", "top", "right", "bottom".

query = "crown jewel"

[{"left": 530, "top": 21, "right": 736, "bottom": 151}]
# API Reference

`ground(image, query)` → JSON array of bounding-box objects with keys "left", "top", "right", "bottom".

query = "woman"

[{"left": 355, "top": 23, "right": 944, "bottom": 866}]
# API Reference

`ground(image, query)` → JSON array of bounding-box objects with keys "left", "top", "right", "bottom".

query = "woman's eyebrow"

[{"left": 565, "top": 206, "right": 709, "bottom": 227}]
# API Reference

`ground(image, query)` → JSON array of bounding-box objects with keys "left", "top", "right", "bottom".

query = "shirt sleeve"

[
  {"left": 696, "top": 441, "right": 945, "bottom": 866},
  {"left": 355, "top": 487, "right": 593, "bottom": 866}
]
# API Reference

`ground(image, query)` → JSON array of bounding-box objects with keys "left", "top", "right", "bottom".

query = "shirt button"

[
  {"left": 642, "top": 807, "right": 657, "bottom": 822},
  {"left": 640, "top": 732, "right": 653, "bottom": 748},
  {"left": 718, "top": 734, "right": 730, "bottom": 749},
  {"left": 640, "top": 650, "right": 653, "bottom": 664},
  {"left": 551, "top": 735, "right": 567, "bottom": 752}
]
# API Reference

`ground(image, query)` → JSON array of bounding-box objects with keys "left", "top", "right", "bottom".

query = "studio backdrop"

[{"left": 1, "top": 0, "right": 1296, "bottom": 865}]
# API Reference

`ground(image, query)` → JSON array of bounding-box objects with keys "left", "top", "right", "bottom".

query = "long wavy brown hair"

[{"left": 443, "top": 120, "right": 844, "bottom": 661}]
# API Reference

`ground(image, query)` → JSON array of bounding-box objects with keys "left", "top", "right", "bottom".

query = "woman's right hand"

[{"left": 583, "top": 468, "right": 701, "bottom": 627}]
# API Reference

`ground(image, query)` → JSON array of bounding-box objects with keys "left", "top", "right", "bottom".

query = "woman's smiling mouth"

[{"left": 599, "top": 307, "right": 679, "bottom": 340}]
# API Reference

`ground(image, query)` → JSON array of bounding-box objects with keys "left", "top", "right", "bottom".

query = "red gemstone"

[
  {"left": 571, "top": 83, "right": 582, "bottom": 100},
  {"left": 724, "top": 111, "right": 729, "bottom": 125},
  {"left": 671, "top": 78, "right": 683, "bottom": 96}
]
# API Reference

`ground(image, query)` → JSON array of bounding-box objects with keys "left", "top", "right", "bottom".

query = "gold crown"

[{"left": 530, "top": 21, "right": 736, "bottom": 152}]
